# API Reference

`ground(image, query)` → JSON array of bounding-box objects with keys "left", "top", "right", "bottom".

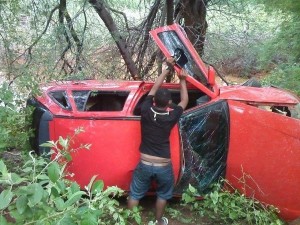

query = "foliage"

[
  {"left": 256, "top": 0, "right": 300, "bottom": 16},
  {"left": 204, "top": 2, "right": 283, "bottom": 76},
  {"left": 1, "top": 0, "right": 299, "bottom": 83},
  {"left": 0, "top": 131, "right": 141, "bottom": 225},
  {"left": 261, "top": 64, "right": 300, "bottom": 96},
  {"left": 0, "top": 82, "right": 32, "bottom": 152},
  {"left": 182, "top": 183, "right": 284, "bottom": 225}
]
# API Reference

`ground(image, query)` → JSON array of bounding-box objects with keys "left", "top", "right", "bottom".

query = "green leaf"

[
  {"left": 11, "top": 173, "right": 26, "bottom": 184},
  {"left": 51, "top": 186, "right": 60, "bottom": 197},
  {"left": 0, "top": 160, "right": 8, "bottom": 176},
  {"left": 59, "top": 136, "right": 68, "bottom": 149},
  {"left": 27, "top": 183, "right": 44, "bottom": 206},
  {"left": 0, "top": 190, "right": 13, "bottom": 210},
  {"left": 0, "top": 215, "right": 8, "bottom": 225},
  {"left": 81, "top": 211, "right": 98, "bottom": 225},
  {"left": 22, "top": 167, "right": 32, "bottom": 173},
  {"left": 58, "top": 213, "right": 75, "bottom": 225},
  {"left": 16, "top": 195, "right": 28, "bottom": 214},
  {"left": 37, "top": 174, "right": 49, "bottom": 180},
  {"left": 92, "top": 180, "right": 104, "bottom": 194},
  {"left": 70, "top": 182, "right": 80, "bottom": 194},
  {"left": 54, "top": 197, "right": 65, "bottom": 211},
  {"left": 86, "top": 175, "right": 98, "bottom": 192},
  {"left": 40, "top": 141, "right": 56, "bottom": 148},
  {"left": 64, "top": 191, "right": 85, "bottom": 208},
  {"left": 64, "top": 152, "right": 72, "bottom": 161},
  {"left": 47, "top": 162, "right": 60, "bottom": 183},
  {"left": 188, "top": 184, "right": 197, "bottom": 194},
  {"left": 56, "top": 180, "right": 66, "bottom": 192}
]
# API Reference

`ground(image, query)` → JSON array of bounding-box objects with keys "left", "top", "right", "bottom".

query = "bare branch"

[
  {"left": 11, "top": 4, "right": 60, "bottom": 67},
  {"left": 107, "top": 6, "right": 130, "bottom": 32},
  {"left": 89, "top": 0, "right": 140, "bottom": 80}
]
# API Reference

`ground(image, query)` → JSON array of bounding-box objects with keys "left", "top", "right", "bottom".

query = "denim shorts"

[{"left": 129, "top": 161, "right": 174, "bottom": 200}]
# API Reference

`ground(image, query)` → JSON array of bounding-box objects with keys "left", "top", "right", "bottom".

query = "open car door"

[{"left": 150, "top": 23, "right": 219, "bottom": 99}]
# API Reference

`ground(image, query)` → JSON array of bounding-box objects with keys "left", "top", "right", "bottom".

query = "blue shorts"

[{"left": 129, "top": 162, "right": 174, "bottom": 200}]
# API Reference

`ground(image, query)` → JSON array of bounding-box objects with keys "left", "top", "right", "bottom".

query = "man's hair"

[{"left": 154, "top": 88, "right": 171, "bottom": 108}]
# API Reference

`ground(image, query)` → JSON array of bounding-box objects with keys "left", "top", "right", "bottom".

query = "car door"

[
  {"left": 174, "top": 100, "right": 230, "bottom": 195},
  {"left": 150, "top": 23, "right": 219, "bottom": 98}
]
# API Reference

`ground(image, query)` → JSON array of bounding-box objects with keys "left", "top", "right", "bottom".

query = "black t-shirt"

[{"left": 139, "top": 95, "right": 184, "bottom": 158}]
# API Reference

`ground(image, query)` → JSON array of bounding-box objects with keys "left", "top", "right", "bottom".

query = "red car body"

[{"left": 29, "top": 24, "right": 300, "bottom": 221}]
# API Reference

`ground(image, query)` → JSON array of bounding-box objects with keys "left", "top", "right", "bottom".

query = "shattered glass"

[
  {"left": 174, "top": 100, "right": 230, "bottom": 194},
  {"left": 48, "top": 91, "right": 71, "bottom": 110},
  {"left": 157, "top": 31, "right": 208, "bottom": 85},
  {"left": 73, "top": 90, "right": 90, "bottom": 111}
]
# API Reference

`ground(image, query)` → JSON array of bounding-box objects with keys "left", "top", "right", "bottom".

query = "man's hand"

[
  {"left": 149, "top": 57, "right": 175, "bottom": 96},
  {"left": 178, "top": 68, "right": 188, "bottom": 79},
  {"left": 166, "top": 57, "right": 175, "bottom": 66},
  {"left": 162, "top": 57, "right": 175, "bottom": 71}
]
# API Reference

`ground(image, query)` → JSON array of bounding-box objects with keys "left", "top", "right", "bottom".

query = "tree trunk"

[
  {"left": 166, "top": 0, "right": 174, "bottom": 25},
  {"left": 88, "top": 0, "right": 140, "bottom": 80},
  {"left": 175, "top": 0, "right": 208, "bottom": 56}
]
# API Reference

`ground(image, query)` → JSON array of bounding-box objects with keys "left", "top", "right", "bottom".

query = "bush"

[
  {"left": 0, "top": 132, "right": 141, "bottom": 225},
  {"left": 0, "top": 82, "right": 32, "bottom": 152},
  {"left": 261, "top": 64, "right": 300, "bottom": 96},
  {"left": 182, "top": 183, "right": 284, "bottom": 225}
]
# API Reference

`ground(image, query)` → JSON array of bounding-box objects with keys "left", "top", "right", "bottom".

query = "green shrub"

[
  {"left": 0, "top": 82, "right": 32, "bottom": 152},
  {"left": 0, "top": 131, "right": 141, "bottom": 225},
  {"left": 182, "top": 183, "right": 284, "bottom": 225},
  {"left": 261, "top": 64, "right": 300, "bottom": 96}
]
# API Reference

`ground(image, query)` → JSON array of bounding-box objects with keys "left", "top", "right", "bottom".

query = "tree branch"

[
  {"left": 89, "top": 0, "right": 140, "bottom": 80},
  {"left": 11, "top": 4, "right": 60, "bottom": 67}
]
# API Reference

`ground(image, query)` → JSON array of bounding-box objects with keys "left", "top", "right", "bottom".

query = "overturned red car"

[{"left": 28, "top": 24, "right": 300, "bottom": 221}]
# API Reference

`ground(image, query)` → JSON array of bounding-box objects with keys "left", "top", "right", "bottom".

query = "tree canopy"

[{"left": 0, "top": 0, "right": 299, "bottom": 87}]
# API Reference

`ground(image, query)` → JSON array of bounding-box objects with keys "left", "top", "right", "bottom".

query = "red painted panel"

[
  {"left": 226, "top": 100, "right": 300, "bottom": 221},
  {"left": 49, "top": 117, "right": 181, "bottom": 191},
  {"left": 220, "top": 86, "right": 300, "bottom": 105}
]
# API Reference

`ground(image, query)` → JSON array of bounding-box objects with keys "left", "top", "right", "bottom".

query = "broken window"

[
  {"left": 169, "top": 89, "right": 209, "bottom": 109},
  {"left": 174, "top": 100, "right": 229, "bottom": 195},
  {"left": 48, "top": 91, "right": 71, "bottom": 110},
  {"left": 256, "top": 103, "right": 300, "bottom": 119},
  {"left": 157, "top": 31, "right": 208, "bottom": 85},
  {"left": 133, "top": 89, "right": 206, "bottom": 116},
  {"left": 73, "top": 90, "right": 90, "bottom": 111},
  {"left": 73, "top": 90, "right": 129, "bottom": 112}
]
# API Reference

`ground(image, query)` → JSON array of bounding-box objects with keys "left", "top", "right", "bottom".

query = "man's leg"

[
  {"left": 155, "top": 198, "right": 167, "bottom": 225},
  {"left": 127, "top": 197, "right": 139, "bottom": 209},
  {"left": 154, "top": 163, "right": 174, "bottom": 225},
  {"left": 128, "top": 162, "right": 151, "bottom": 209}
]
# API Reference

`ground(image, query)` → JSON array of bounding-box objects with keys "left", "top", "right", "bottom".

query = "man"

[{"left": 128, "top": 58, "right": 189, "bottom": 225}]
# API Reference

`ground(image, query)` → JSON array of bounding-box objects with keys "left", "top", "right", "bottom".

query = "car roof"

[{"left": 38, "top": 79, "right": 145, "bottom": 93}]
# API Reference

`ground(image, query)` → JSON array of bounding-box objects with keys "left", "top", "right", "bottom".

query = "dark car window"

[
  {"left": 133, "top": 89, "right": 206, "bottom": 116},
  {"left": 73, "top": 90, "right": 90, "bottom": 111},
  {"left": 174, "top": 100, "right": 229, "bottom": 195},
  {"left": 48, "top": 91, "right": 71, "bottom": 110},
  {"left": 73, "top": 90, "right": 129, "bottom": 112},
  {"left": 157, "top": 31, "right": 208, "bottom": 85}
]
